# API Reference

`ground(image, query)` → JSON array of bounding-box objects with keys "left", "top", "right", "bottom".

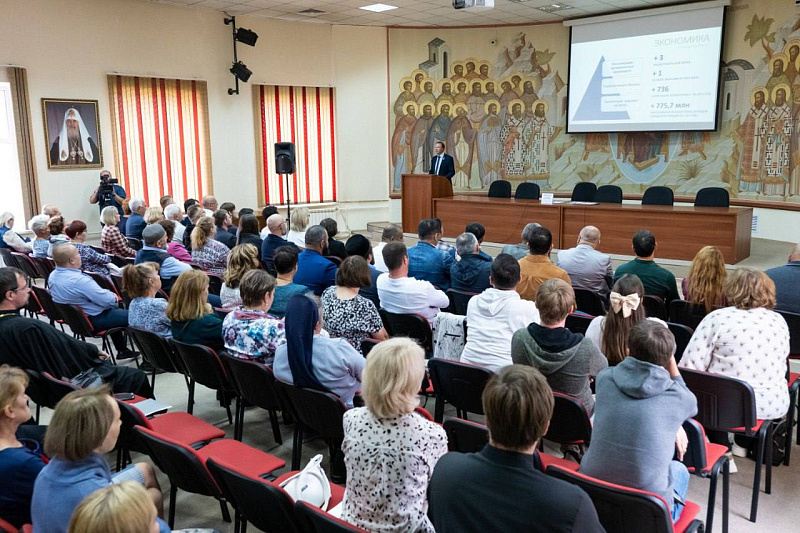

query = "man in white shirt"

[
  {"left": 557, "top": 225, "right": 613, "bottom": 300},
  {"left": 373, "top": 224, "right": 404, "bottom": 273},
  {"left": 377, "top": 241, "right": 449, "bottom": 322},
  {"left": 163, "top": 204, "right": 185, "bottom": 243},
  {"left": 460, "top": 253, "right": 540, "bottom": 371}
]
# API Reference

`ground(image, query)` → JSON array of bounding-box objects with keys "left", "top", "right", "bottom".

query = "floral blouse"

[
  {"left": 75, "top": 243, "right": 111, "bottom": 276},
  {"left": 128, "top": 297, "right": 172, "bottom": 338},
  {"left": 191, "top": 239, "right": 229, "bottom": 275},
  {"left": 321, "top": 286, "right": 383, "bottom": 354},
  {"left": 222, "top": 307, "right": 286, "bottom": 365}
]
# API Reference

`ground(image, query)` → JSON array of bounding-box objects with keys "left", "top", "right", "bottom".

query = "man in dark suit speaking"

[{"left": 429, "top": 141, "right": 455, "bottom": 182}]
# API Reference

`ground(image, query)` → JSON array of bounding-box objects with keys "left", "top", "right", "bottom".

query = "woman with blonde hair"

[
  {"left": 190, "top": 216, "right": 229, "bottom": 274},
  {"left": 340, "top": 337, "right": 447, "bottom": 533},
  {"left": 123, "top": 263, "right": 171, "bottom": 338},
  {"left": 0, "top": 212, "right": 32, "bottom": 253},
  {"left": 69, "top": 482, "right": 159, "bottom": 533},
  {"left": 286, "top": 207, "right": 310, "bottom": 249},
  {"left": 683, "top": 245, "right": 728, "bottom": 313},
  {"left": 101, "top": 206, "right": 137, "bottom": 258},
  {"left": 167, "top": 269, "right": 224, "bottom": 351},
  {"left": 144, "top": 207, "right": 163, "bottom": 225},
  {"left": 220, "top": 243, "right": 260, "bottom": 308},
  {"left": 681, "top": 267, "right": 789, "bottom": 420}
]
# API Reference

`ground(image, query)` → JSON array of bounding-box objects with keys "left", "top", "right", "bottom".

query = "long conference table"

[{"left": 432, "top": 195, "right": 754, "bottom": 263}]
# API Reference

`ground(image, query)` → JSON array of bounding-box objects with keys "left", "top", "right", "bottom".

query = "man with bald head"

[
  {"left": 202, "top": 195, "right": 218, "bottom": 215},
  {"left": 261, "top": 213, "right": 297, "bottom": 274},
  {"left": 766, "top": 243, "right": 800, "bottom": 313},
  {"left": 557, "top": 225, "right": 614, "bottom": 300},
  {"left": 48, "top": 244, "right": 135, "bottom": 358}
]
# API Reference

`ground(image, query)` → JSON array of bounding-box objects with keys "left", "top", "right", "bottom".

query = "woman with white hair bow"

[
  {"left": 0, "top": 212, "right": 32, "bottom": 255},
  {"left": 585, "top": 274, "right": 667, "bottom": 366}
]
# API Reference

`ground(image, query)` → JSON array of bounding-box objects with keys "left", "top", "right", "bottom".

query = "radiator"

[{"left": 308, "top": 206, "right": 338, "bottom": 226}]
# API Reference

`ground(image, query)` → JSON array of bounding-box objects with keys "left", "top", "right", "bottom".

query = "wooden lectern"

[{"left": 401, "top": 174, "right": 453, "bottom": 233}]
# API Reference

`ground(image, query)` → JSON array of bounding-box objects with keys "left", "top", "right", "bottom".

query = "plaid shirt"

[
  {"left": 75, "top": 243, "right": 111, "bottom": 276},
  {"left": 436, "top": 241, "right": 456, "bottom": 256},
  {"left": 101, "top": 225, "right": 136, "bottom": 258}
]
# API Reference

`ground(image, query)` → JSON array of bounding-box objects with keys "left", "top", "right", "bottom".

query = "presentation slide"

[{"left": 567, "top": 6, "right": 725, "bottom": 133}]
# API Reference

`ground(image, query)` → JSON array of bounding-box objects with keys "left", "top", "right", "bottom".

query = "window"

[
  {"left": 0, "top": 81, "right": 26, "bottom": 223},
  {"left": 107, "top": 75, "right": 212, "bottom": 206},
  {"left": 256, "top": 85, "right": 337, "bottom": 205}
]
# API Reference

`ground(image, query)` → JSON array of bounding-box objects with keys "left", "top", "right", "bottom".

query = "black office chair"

[
  {"left": 695, "top": 187, "right": 730, "bottom": 208},
  {"left": 514, "top": 182, "right": 540, "bottom": 200},
  {"left": 488, "top": 180, "right": 511, "bottom": 198},
  {"left": 667, "top": 322, "right": 693, "bottom": 363},
  {"left": 571, "top": 182, "right": 597, "bottom": 202},
  {"left": 573, "top": 289, "right": 606, "bottom": 316},
  {"left": 565, "top": 313, "right": 594, "bottom": 335},
  {"left": 595, "top": 185, "right": 623, "bottom": 203},
  {"left": 642, "top": 186, "right": 674, "bottom": 206}
]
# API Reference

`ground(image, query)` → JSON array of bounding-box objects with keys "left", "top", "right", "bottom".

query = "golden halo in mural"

[
  {"left": 403, "top": 101, "right": 419, "bottom": 115},
  {"left": 784, "top": 39, "right": 800, "bottom": 57},
  {"left": 452, "top": 102, "right": 469, "bottom": 116},
  {"left": 507, "top": 98, "right": 526, "bottom": 114},
  {"left": 450, "top": 60, "right": 464, "bottom": 73},
  {"left": 438, "top": 78, "right": 454, "bottom": 93},
  {"left": 410, "top": 69, "right": 427, "bottom": 82},
  {"left": 418, "top": 101, "right": 436, "bottom": 115},
  {"left": 420, "top": 78, "right": 437, "bottom": 92},
  {"left": 771, "top": 83, "right": 792, "bottom": 103},
  {"left": 436, "top": 100, "right": 454, "bottom": 116},
  {"left": 531, "top": 99, "right": 549, "bottom": 115},
  {"left": 498, "top": 77, "right": 514, "bottom": 91},
  {"left": 469, "top": 79, "right": 484, "bottom": 93},
  {"left": 482, "top": 79, "right": 498, "bottom": 94},
  {"left": 479, "top": 60, "right": 492, "bottom": 76},
  {"left": 484, "top": 99, "right": 501, "bottom": 114},
  {"left": 398, "top": 76, "right": 414, "bottom": 91},
  {"left": 750, "top": 86, "right": 768, "bottom": 105},
  {"left": 770, "top": 53, "right": 790, "bottom": 73},
  {"left": 454, "top": 79, "right": 470, "bottom": 93},
  {"left": 463, "top": 57, "right": 479, "bottom": 74}
]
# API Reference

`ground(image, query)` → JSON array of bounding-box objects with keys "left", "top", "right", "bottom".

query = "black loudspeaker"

[{"left": 275, "top": 142, "right": 296, "bottom": 174}]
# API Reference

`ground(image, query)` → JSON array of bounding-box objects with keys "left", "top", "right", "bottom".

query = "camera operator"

[{"left": 89, "top": 170, "right": 127, "bottom": 216}]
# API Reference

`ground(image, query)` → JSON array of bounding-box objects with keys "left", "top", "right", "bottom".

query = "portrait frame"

[{"left": 41, "top": 98, "right": 103, "bottom": 169}]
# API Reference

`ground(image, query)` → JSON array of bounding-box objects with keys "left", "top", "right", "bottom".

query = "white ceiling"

[{"left": 145, "top": 0, "right": 705, "bottom": 27}]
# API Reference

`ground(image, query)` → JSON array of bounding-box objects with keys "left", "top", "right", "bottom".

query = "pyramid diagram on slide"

[{"left": 573, "top": 56, "right": 629, "bottom": 121}]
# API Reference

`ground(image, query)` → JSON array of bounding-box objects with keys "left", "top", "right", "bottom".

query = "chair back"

[
  {"left": 642, "top": 186, "right": 674, "bottom": 206},
  {"left": 86, "top": 272, "right": 122, "bottom": 300},
  {"left": 24, "top": 287, "right": 44, "bottom": 317},
  {"left": 127, "top": 327, "right": 181, "bottom": 374},
  {"left": 514, "top": 182, "right": 540, "bottom": 200},
  {"left": 777, "top": 310, "right": 800, "bottom": 357},
  {"left": 571, "top": 182, "right": 597, "bottom": 202},
  {"left": 30, "top": 256, "right": 56, "bottom": 281},
  {"left": 694, "top": 187, "right": 729, "bottom": 208},
  {"left": 547, "top": 466, "right": 675, "bottom": 533},
  {"left": 116, "top": 398, "right": 153, "bottom": 455},
  {"left": 643, "top": 295, "right": 667, "bottom": 320},
  {"left": 428, "top": 359, "right": 492, "bottom": 422},
  {"left": 487, "top": 180, "right": 511, "bottom": 198},
  {"left": 0, "top": 248, "right": 15, "bottom": 268},
  {"left": 324, "top": 256, "right": 343, "bottom": 267},
  {"left": 23, "top": 369, "right": 53, "bottom": 410},
  {"left": 52, "top": 302, "right": 96, "bottom": 337},
  {"left": 206, "top": 458, "right": 301, "bottom": 533},
  {"left": 379, "top": 309, "right": 433, "bottom": 351},
  {"left": 360, "top": 339, "right": 378, "bottom": 355},
  {"left": 680, "top": 419, "right": 709, "bottom": 473},
  {"left": 595, "top": 185, "right": 623, "bottom": 203},
  {"left": 573, "top": 289, "right": 606, "bottom": 316},
  {"left": 170, "top": 340, "right": 234, "bottom": 394},
  {"left": 10, "top": 252, "right": 41, "bottom": 281},
  {"left": 668, "top": 299, "right": 708, "bottom": 330},
  {"left": 443, "top": 418, "right": 489, "bottom": 453},
  {"left": 207, "top": 273, "right": 223, "bottom": 296},
  {"left": 40, "top": 372, "right": 81, "bottom": 406},
  {"left": 220, "top": 353, "right": 282, "bottom": 412},
  {"left": 31, "top": 286, "right": 62, "bottom": 324},
  {"left": 126, "top": 237, "right": 143, "bottom": 250},
  {"left": 679, "top": 368, "right": 758, "bottom": 434},
  {"left": 666, "top": 322, "right": 693, "bottom": 363},
  {"left": 446, "top": 288, "right": 477, "bottom": 315},
  {"left": 565, "top": 313, "right": 594, "bottom": 335},
  {"left": 544, "top": 392, "right": 593, "bottom": 447},
  {"left": 274, "top": 381, "right": 346, "bottom": 445},
  {"left": 294, "top": 501, "right": 366, "bottom": 532}
]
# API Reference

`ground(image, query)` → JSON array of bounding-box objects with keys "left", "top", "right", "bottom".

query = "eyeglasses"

[{"left": 11, "top": 279, "right": 30, "bottom": 292}]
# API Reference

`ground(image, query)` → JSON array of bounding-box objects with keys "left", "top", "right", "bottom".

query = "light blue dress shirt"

[{"left": 48, "top": 267, "right": 117, "bottom": 316}]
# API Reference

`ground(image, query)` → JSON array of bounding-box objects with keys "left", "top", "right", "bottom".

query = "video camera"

[{"left": 97, "top": 173, "right": 119, "bottom": 206}]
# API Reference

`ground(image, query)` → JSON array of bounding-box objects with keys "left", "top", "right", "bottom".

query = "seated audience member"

[
  {"left": 322, "top": 256, "right": 387, "bottom": 354},
  {"left": 450, "top": 232, "right": 492, "bottom": 293},
  {"left": 461, "top": 254, "right": 540, "bottom": 371},
  {"left": 213, "top": 209, "right": 237, "bottom": 249},
  {"left": 428, "top": 365, "right": 604, "bottom": 533},
  {"left": 159, "top": 195, "right": 174, "bottom": 210},
  {"left": 261, "top": 213, "right": 295, "bottom": 273},
  {"left": 465, "top": 222, "right": 492, "bottom": 261},
  {"left": 69, "top": 482, "right": 162, "bottom": 533},
  {"left": 0, "top": 212, "right": 31, "bottom": 253},
  {"left": 100, "top": 206, "right": 136, "bottom": 258},
  {"left": 118, "top": 200, "right": 131, "bottom": 233},
  {"left": 0, "top": 268, "right": 152, "bottom": 397},
  {"left": 270, "top": 247, "right": 311, "bottom": 318},
  {"left": 683, "top": 245, "right": 728, "bottom": 313},
  {"left": 377, "top": 241, "right": 449, "bottom": 323},
  {"left": 614, "top": 230, "right": 679, "bottom": 304},
  {"left": 48, "top": 216, "right": 69, "bottom": 249},
  {"left": 294, "top": 225, "right": 338, "bottom": 296},
  {"left": 407, "top": 218, "right": 454, "bottom": 290},
  {"left": 320, "top": 218, "right": 348, "bottom": 260},
  {"left": 123, "top": 263, "right": 171, "bottom": 338},
  {"left": 49, "top": 244, "right": 136, "bottom": 359},
  {"left": 344, "top": 234, "right": 381, "bottom": 308},
  {"left": 29, "top": 214, "right": 52, "bottom": 258},
  {"left": 182, "top": 204, "right": 205, "bottom": 251},
  {"left": 434, "top": 219, "right": 456, "bottom": 257},
  {"left": 190, "top": 216, "right": 230, "bottom": 275},
  {"left": 766, "top": 242, "right": 800, "bottom": 313},
  {"left": 220, "top": 202, "right": 237, "bottom": 236},
  {"left": 236, "top": 213, "right": 262, "bottom": 250},
  {"left": 341, "top": 338, "right": 446, "bottom": 532},
  {"left": 0, "top": 366, "right": 45, "bottom": 528},
  {"left": 581, "top": 321, "right": 697, "bottom": 521},
  {"left": 258, "top": 205, "right": 279, "bottom": 238},
  {"left": 182, "top": 199, "right": 198, "bottom": 226},
  {"left": 135, "top": 224, "right": 192, "bottom": 292},
  {"left": 501, "top": 222, "right": 540, "bottom": 261},
  {"left": 32, "top": 387, "right": 167, "bottom": 533},
  {"left": 287, "top": 207, "right": 310, "bottom": 248},
  {"left": 273, "top": 295, "right": 365, "bottom": 408},
  {"left": 65, "top": 220, "right": 113, "bottom": 276},
  {"left": 517, "top": 226, "right": 571, "bottom": 301},
  {"left": 158, "top": 219, "right": 191, "bottom": 263},
  {"left": 41, "top": 204, "right": 61, "bottom": 218},
  {"left": 162, "top": 203, "right": 186, "bottom": 244},
  {"left": 144, "top": 206, "right": 163, "bottom": 225},
  {"left": 557, "top": 225, "right": 613, "bottom": 301},
  {"left": 511, "top": 278, "right": 606, "bottom": 414},
  {"left": 167, "top": 270, "right": 224, "bottom": 352},
  {"left": 202, "top": 195, "right": 218, "bottom": 215},
  {"left": 680, "top": 268, "right": 789, "bottom": 420},
  {"left": 372, "top": 223, "right": 403, "bottom": 273},
  {"left": 222, "top": 270, "right": 285, "bottom": 365},
  {"left": 220, "top": 244, "right": 261, "bottom": 308},
  {"left": 125, "top": 198, "right": 148, "bottom": 239}
]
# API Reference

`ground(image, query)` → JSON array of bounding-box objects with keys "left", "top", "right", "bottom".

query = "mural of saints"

[
  {"left": 501, "top": 99, "right": 530, "bottom": 179},
  {"left": 436, "top": 79, "right": 454, "bottom": 107},
  {"left": 391, "top": 102, "right": 417, "bottom": 190},
  {"left": 450, "top": 62, "right": 464, "bottom": 82},
  {"left": 448, "top": 103, "right": 476, "bottom": 188},
  {"left": 520, "top": 80, "right": 539, "bottom": 114},
  {"left": 454, "top": 80, "right": 469, "bottom": 105},
  {"left": 418, "top": 79, "right": 436, "bottom": 106},
  {"left": 764, "top": 85, "right": 793, "bottom": 196},
  {"left": 498, "top": 79, "right": 518, "bottom": 116},
  {"left": 393, "top": 77, "right": 416, "bottom": 126},
  {"left": 527, "top": 100, "right": 554, "bottom": 183},
  {"left": 478, "top": 100, "right": 504, "bottom": 187},
  {"left": 766, "top": 54, "right": 792, "bottom": 101},
  {"left": 428, "top": 102, "right": 452, "bottom": 161},
  {"left": 412, "top": 102, "right": 436, "bottom": 173},
  {"left": 737, "top": 88, "right": 769, "bottom": 193},
  {"left": 467, "top": 80, "right": 487, "bottom": 127},
  {"left": 411, "top": 70, "right": 426, "bottom": 98},
  {"left": 788, "top": 42, "right": 800, "bottom": 195}
]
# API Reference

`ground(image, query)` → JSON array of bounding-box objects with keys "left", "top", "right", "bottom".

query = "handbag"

[
  {"left": 279, "top": 454, "right": 331, "bottom": 510},
  {"left": 69, "top": 368, "right": 105, "bottom": 389}
]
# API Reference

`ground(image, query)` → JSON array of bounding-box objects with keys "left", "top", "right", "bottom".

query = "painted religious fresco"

[{"left": 388, "top": 0, "right": 800, "bottom": 204}]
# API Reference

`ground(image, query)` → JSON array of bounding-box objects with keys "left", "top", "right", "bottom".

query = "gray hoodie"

[{"left": 580, "top": 357, "right": 698, "bottom": 506}]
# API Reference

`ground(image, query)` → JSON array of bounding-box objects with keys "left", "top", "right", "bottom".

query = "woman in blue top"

[
  {"left": 269, "top": 247, "right": 311, "bottom": 318},
  {"left": 167, "top": 270, "right": 224, "bottom": 352},
  {"left": 123, "top": 263, "right": 171, "bottom": 338}
]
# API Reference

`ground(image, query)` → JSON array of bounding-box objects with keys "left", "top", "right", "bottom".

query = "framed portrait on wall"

[{"left": 42, "top": 98, "right": 103, "bottom": 169}]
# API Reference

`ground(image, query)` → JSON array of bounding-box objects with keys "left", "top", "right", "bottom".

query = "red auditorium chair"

[
  {"left": 542, "top": 392, "right": 593, "bottom": 462},
  {"left": 170, "top": 340, "right": 236, "bottom": 421},
  {"left": 681, "top": 419, "right": 730, "bottom": 533},
  {"left": 295, "top": 501, "right": 367, "bottom": 533},
  {"left": 427, "top": 358, "right": 493, "bottom": 423},
  {"left": 220, "top": 352, "right": 284, "bottom": 444}
]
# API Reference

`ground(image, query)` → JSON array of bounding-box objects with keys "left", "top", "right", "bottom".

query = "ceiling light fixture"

[
  {"left": 537, "top": 3, "right": 573, "bottom": 12},
  {"left": 360, "top": 3, "right": 398, "bottom": 13}
]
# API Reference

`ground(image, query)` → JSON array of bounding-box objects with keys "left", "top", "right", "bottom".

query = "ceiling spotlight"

[
  {"left": 235, "top": 27, "right": 258, "bottom": 47},
  {"left": 230, "top": 61, "right": 252, "bottom": 83},
  {"left": 224, "top": 15, "right": 256, "bottom": 95}
]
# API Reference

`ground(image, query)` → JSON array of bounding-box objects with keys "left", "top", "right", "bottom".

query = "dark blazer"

[
  {"left": 125, "top": 213, "right": 147, "bottom": 239},
  {"left": 326, "top": 238, "right": 348, "bottom": 261},
  {"left": 429, "top": 153, "right": 455, "bottom": 180},
  {"left": 214, "top": 226, "right": 237, "bottom": 249}
]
